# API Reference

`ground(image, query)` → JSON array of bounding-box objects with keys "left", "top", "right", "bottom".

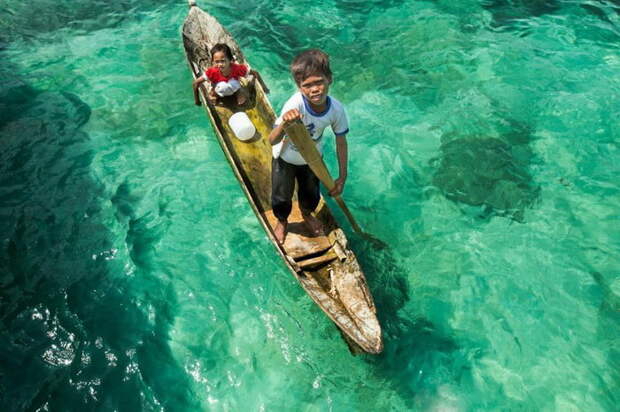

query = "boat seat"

[
  {"left": 296, "top": 249, "right": 338, "bottom": 269},
  {"left": 263, "top": 201, "right": 332, "bottom": 259}
]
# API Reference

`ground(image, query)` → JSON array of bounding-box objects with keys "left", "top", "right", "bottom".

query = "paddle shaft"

[{"left": 283, "top": 121, "right": 362, "bottom": 233}]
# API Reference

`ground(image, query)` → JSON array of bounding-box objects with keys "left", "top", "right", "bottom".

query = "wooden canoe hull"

[{"left": 181, "top": 4, "right": 383, "bottom": 354}]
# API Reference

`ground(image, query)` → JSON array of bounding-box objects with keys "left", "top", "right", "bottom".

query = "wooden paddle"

[{"left": 283, "top": 121, "right": 386, "bottom": 248}]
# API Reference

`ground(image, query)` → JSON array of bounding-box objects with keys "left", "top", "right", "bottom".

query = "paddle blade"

[{"left": 283, "top": 121, "right": 336, "bottom": 190}]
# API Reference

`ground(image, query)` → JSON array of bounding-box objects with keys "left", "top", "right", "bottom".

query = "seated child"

[
  {"left": 268, "top": 49, "right": 350, "bottom": 245},
  {"left": 193, "top": 43, "right": 248, "bottom": 106}
]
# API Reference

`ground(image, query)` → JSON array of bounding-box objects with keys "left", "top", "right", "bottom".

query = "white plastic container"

[{"left": 228, "top": 112, "right": 256, "bottom": 141}]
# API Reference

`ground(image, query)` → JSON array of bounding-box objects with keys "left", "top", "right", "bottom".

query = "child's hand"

[
  {"left": 282, "top": 109, "right": 301, "bottom": 125},
  {"left": 329, "top": 177, "right": 346, "bottom": 197}
]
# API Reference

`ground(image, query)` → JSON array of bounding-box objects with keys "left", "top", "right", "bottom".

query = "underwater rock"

[
  {"left": 482, "top": 0, "right": 561, "bottom": 27},
  {"left": 34, "top": 91, "right": 92, "bottom": 132},
  {"left": 580, "top": 3, "right": 613, "bottom": 23},
  {"left": 0, "top": 67, "right": 38, "bottom": 127},
  {"left": 0, "top": 1, "right": 168, "bottom": 43},
  {"left": 432, "top": 137, "right": 538, "bottom": 221}
]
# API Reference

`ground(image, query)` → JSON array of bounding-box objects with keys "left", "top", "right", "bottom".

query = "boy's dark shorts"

[{"left": 271, "top": 156, "right": 320, "bottom": 221}]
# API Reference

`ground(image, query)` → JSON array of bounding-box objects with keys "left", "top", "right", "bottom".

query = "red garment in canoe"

[{"left": 205, "top": 63, "right": 248, "bottom": 84}]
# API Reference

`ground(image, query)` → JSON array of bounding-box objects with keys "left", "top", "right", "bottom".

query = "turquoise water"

[{"left": 1, "top": 0, "right": 619, "bottom": 410}]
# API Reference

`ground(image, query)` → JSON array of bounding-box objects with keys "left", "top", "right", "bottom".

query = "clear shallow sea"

[{"left": 1, "top": 0, "right": 619, "bottom": 410}]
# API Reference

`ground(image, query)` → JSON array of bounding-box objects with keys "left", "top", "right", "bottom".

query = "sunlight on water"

[{"left": 1, "top": 0, "right": 619, "bottom": 410}]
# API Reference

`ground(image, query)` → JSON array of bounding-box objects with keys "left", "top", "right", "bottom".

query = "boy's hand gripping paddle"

[{"left": 283, "top": 121, "right": 386, "bottom": 248}]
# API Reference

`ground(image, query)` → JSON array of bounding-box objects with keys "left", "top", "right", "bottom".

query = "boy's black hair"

[
  {"left": 210, "top": 43, "right": 234, "bottom": 61},
  {"left": 290, "top": 49, "right": 332, "bottom": 86}
]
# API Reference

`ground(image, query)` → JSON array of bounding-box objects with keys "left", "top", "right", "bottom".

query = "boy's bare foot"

[
  {"left": 302, "top": 213, "right": 324, "bottom": 236},
  {"left": 274, "top": 220, "right": 288, "bottom": 245}
]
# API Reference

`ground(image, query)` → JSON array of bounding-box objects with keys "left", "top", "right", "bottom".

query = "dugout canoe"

[{"left": 181, "top": 1, "right": 383, "bottom": 354}]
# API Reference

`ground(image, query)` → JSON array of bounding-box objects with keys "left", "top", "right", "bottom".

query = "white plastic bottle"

[{"left": 228, "top": 112, "right": 256, "bottom": 141}]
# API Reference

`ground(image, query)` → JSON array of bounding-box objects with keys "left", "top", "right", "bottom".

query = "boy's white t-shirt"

[{"left": 273, "top": 92, "right": 349, "bottom": 165}]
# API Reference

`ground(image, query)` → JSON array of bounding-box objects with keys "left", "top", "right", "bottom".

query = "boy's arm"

[
  {"left": 192, "top": 75, "right": 207, "bottom": 106},
  {"left": 268, "top": 109, "right": 301, "bottom": 145},
  {"left": 330, "top": 134, "right": 348, "bottom": 197},
  {"left": 268, "top": 123, "right": 286, "bottom": 145}
]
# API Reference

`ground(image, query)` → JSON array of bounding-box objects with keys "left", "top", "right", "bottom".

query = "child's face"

[
  {"left": 299, "top": 74, "right": 330, "bottom": 108},
  {"left": 212, "top": 51, "right": 231, "bottom": 74}
]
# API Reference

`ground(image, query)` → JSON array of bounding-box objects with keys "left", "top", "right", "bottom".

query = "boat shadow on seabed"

[{"left": 347, "top": 238, "right": 469, "bottom": 409}]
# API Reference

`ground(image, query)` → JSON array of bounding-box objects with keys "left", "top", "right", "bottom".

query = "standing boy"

[{"left": 268, "top": 49, "right": 350, "bottom": 244}]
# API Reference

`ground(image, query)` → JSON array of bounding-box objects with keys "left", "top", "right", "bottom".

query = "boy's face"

[{"left": 299, "top": 74, "right": 330, "bottom": 108}]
